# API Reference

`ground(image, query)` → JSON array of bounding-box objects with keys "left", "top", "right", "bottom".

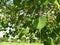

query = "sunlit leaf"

[
  {"left": 22, "top": 27, "right": 29, "bottom": 35},
  {"left": 37, "top": 15, "right": 47, "bottom": 30}
]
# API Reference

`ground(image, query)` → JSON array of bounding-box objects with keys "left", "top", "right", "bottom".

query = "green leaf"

[
  {"left": 56, "top": 13, "right": 60, "bottom": 23},
  {"left": 22, "top": 27, "right": 29, "bottom": 35},
  {"left": 37, "top": 15, "right": 47, "bottom": 30},
  {"left": 54, "top": 0, "right": 60, "bottom": 8},
  {"left": 44, "top": 38, "right": 53, "bottom": 45},
  {"left": 43, "top": 0, "right": 49, "bottom": 5}
]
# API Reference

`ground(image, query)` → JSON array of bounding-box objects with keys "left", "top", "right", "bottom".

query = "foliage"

[{"left": 0, "top": 0, "right": 60, "bottom": 45}]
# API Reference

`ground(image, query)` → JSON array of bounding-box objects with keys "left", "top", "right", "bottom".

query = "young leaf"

[
  {"left": 22, "top": 27, "right": 29, "bottom": 35},
  {"left": 37, "top": 15, "right": 47, "bottom": 31}
]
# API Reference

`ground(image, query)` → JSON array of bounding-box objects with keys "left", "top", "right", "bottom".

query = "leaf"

[
  {"left": 44, "top": 38, "right": 53, "bottom": 45},
  {"left": 22, "top": 27, "right": 29, "bottom": 35},
  {"left": 37, "top": 15, "right": 47, "bottom": 30},
  {"left": 43, "top": 0, "right": 49, "bottom": 5},
  {"left": 56, "top": 13, "right": 60, "bottom": 23},
  {"left": 54, "top": 0, "right": 60, "bottom": 8},
  {"left": 33, "top": 18, "right": 39, "bottom": 28}
]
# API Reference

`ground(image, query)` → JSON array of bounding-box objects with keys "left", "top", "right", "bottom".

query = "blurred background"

[{"left": 0, "top": 0, "right": 60, "bottom": 45}]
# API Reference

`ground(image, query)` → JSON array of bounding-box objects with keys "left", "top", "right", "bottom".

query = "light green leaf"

[
  {"left": 37, "top": 15, "right": 47, "bottom": 30},
  {"left": 54, "top": 0, "right": 60, "bottom": 8},
  {"left": 22, "top": 27, "right": 29, "bottom": 35}
]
